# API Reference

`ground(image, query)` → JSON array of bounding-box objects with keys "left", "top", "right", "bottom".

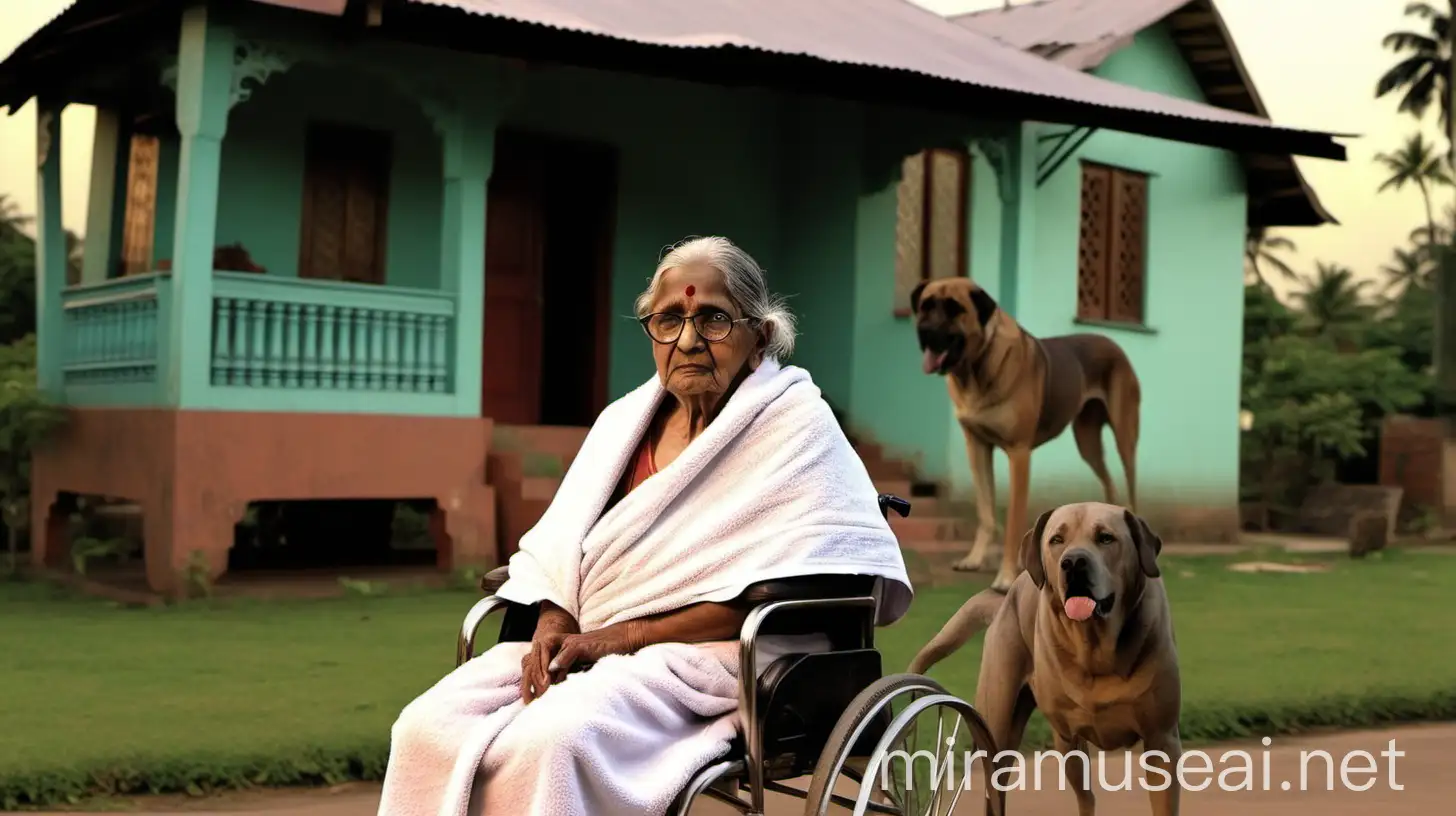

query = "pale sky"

[{"left": 0, "top": 0, "right": 1447, "bottom": 302}]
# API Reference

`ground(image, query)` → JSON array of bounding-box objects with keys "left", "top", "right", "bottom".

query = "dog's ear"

[
  {"left": 969, "top": 287, "right": 997, "bottom": 327},
  {"left": 1124, "top": 509, "right": 1163, "bottom": 579},
  {"left": 909, "top": 280, "right": 928, "bottom": 314},
  {"left": 1020, "top": 509, "right": 1053, "bottom": 589}
]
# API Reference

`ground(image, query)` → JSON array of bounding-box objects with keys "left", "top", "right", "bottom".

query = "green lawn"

[{"left": 3, "top": 549, "right": 1455, "bottom": 805}]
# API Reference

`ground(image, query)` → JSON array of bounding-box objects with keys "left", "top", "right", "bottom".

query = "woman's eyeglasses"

[{"left": 639, "top": 311, "right": 752, "bottom": 344}]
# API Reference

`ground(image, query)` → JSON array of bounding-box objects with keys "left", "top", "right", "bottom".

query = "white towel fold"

[{"left": 376, "top": 359, "right": 912, "bottom": 816}]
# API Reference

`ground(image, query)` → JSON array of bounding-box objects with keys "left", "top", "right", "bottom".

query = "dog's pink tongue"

[
  {"left": 1064, "top": 597, "right": 1097, "bottom": 621},
  {"left": 922, "top": 348, "right": 948, "bottom": 374}
]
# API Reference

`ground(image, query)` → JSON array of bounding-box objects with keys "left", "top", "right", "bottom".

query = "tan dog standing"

[
  {"left": 910, "top": 278, "right": 1141, "bottom": 592},
  {"left": 908, "top": 502, "right": 1182, "bottom": 816}
]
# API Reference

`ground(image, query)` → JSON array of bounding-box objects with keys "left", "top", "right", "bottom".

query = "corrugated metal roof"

[
  {"left": 0, "top": 0, "right": 1348, "bottom": 162},
  {"left": 952, "top": 0, "right": 1336, "bottom": 226},
  {"left": 952, "top": 0, "right": 1191, "bottom": 71},
  {"left": 405, "top": 0, "right": 1343, "bottom": 155}
]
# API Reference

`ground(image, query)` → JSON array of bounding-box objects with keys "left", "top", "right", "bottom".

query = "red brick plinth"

[{"left": 30, "top": 408, "right": 496, "bottom": 597}]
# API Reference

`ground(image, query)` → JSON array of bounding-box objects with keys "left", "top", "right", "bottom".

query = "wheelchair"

[{"left": 457, "top": 494, "right": 1003, "bottom": 816}]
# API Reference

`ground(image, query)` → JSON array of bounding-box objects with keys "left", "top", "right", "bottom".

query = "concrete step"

[
  {"left": 875, "top": 479, "right": 917, "bottom": 500},
  {"left": 521, "top": 477, "right": 562, "bottom": 501},
  {"left": 863, "top": 456, "right": 917, "bottom": 481},
  {"left": 890, "top": 514, "right": 973, "bottom": 541},
  {"left": 854, "top": 441, "right": 886, "bottom": 463},
  {"left": 897, "top": 538, "right": 974, "bottom": 555},
  {"left": 493, "top": 425, "right": 590, "bottom": 469},
  {"left": 897, "top": 495, "right": 945, "bottom": 516}
]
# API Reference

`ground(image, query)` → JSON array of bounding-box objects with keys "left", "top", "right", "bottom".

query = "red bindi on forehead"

[{"left": 684, "top": 285, "right": 695, "bottom": 297}]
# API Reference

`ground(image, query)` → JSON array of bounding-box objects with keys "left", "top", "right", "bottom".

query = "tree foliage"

[
  {"left": 1240, "top": 248, "right": 1433, "bottom": 514},
  {"left": 0, "top": 198, "right": 69, "bottom": 572},
  {"left": 0, "top": 195, "right": 37, "bottom": 346},
  {"left": 0, "top": 335, "right": 65, "bottom": 572},
  {"left": 1376, "top": 1, "right": 1453, "bottom": 129}
]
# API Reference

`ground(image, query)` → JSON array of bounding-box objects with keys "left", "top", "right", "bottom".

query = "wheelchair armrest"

[
  {"left": 736, "top": 593, "right": 878, "bottom": 809},
  {"left": 737, "top": 574, "right": 877, "bottom": 605},
  {"left": 479, "top": 565, "right": 510, "bottom": 595}
]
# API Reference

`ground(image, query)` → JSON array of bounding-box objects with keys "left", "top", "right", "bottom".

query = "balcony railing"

[
  {"left": 210, "top": 273, "right": 455, "bottom": 394},
  {"left": 61, "top": 274, "right": 169, "bottom": 386},
  {"left": 54, "top": 272, "right": 461, "bottom": 413}
]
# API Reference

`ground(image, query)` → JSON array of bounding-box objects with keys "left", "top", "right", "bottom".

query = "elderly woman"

[{"left": 376, "top": 236, "right": 911, "bottom": 816}]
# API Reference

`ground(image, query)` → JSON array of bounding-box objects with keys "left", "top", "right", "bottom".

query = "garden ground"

[
  {"left": 4, "top": 546, "right": 1455, "bottom": 809},
  {"left": 37, "top": 721, "right": 1455, "bottom": 814}
]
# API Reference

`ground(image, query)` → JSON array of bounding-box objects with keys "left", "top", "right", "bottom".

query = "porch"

[{"left": 22, "top": 6, "right": 521, "bottom": 595}]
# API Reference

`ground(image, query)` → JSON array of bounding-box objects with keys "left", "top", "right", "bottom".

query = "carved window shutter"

[
  {"left": 299, "top": 123, "right": 392, "bottom": 284},
  {"left": 926, "top": 148, "right": 969, "bottom": 281},
  {"left": 120, "top": 133, "right": 160, "bottom": 277},
  {"left": 1077, "top": 162, "right": 1147, "bottom": 324},
  {"left": 893, "top": 151, "right": 927, "bottom": 314},
  {"left": 1107, "top": 171, "right": 1147, "bottom": 324},
  {"left": 1076, "top": 163, "right": 1111, "bottom": 321},
  {"left": 893, "top": 148, "right": 970, "bottom": 315}
]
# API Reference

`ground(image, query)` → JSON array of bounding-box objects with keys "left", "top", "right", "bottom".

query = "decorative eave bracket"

[{"left": 1035, "top": 125, "right": 1098, "bottom": 187}]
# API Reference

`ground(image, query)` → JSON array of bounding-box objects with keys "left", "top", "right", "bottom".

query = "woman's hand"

[
  {"left": 546, "top": 623, "right": 646, "bottom": 677},
  {"left": 520, "top": 603, "right": 579, "bottom": 704},
  {"left": 519, "top": 601, "right": 747, "bottom": 700}
]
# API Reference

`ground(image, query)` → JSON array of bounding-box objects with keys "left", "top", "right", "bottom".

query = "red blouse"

[{"left": 625, "top": 434, "right": 658, "bottom": 493}]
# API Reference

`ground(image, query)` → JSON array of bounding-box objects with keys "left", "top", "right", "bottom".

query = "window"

[
  {"left": 893, "top": 148, "right": 970, "bottom": 315},
  {"left": 1076, "top": 161, "right": 1148, "bottom": 325},
  {"left": 298, "top": 122, "right": 393, "bottom": 284}
]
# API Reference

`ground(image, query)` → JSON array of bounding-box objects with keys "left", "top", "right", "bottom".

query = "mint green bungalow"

[{"left": 2, "top": 0, "right": 1343, "bottom": 595}]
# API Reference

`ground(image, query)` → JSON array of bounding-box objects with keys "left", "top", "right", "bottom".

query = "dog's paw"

[
  {"left": 951, "top": 555, "right": 982, "bottom": 572},
  {"left": 989, "top": 566, "right": 1018, "bottom": 593}
]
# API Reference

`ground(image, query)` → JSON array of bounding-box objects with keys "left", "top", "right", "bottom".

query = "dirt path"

[{"left": 47, "top": 723, "right": 1453, "bottom": 815}]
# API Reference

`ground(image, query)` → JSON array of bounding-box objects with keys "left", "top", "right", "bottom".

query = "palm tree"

[
  {"left": 1382, "top": 246, "right": 1434, "bottom": 295},
  {"left": 1379, "top": 1, "right": 1456, "bottom": 409},
  {"left": 1409, "top": 200, "right": 1456, "bottom": 249},
  {"left": 1244, "top": 227, "right": 1299, "bottom": 289},
  {"left": 1377, "top": 1, "right": 1453, "bottom": 140},
  {"left": 1291, "top": 262, "right": 1374, "bottom": 349},
  {"left": 1376, "top": 132, "right": 1453, "bottom": 247},
  {"left": 0, "top": 195, "right": 31, "bottom": 241}
]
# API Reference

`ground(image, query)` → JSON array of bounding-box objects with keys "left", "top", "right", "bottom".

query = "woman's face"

[{"left": 642, "top": 264, "right": 764, "bottom": 399}]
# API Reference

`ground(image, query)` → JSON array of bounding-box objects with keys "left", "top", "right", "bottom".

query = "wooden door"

[
  {"left": 298, "top": 122, "right": 392, "bottom": 284},
  {"left": 480, "top": 137, "right": 546, "bottom": 424}
]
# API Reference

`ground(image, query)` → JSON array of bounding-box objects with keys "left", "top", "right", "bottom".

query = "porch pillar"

[
  {"left": 439, "top": 104, "right": 495, "bottom": 416},
  {"left": 81, "top": 108, "right": 125, "bottom": 284},
  {"left": 34, "top": 101, "right": 67, "bottom": 394},
  {"left": 993, "top": 122, "right": 1038, "bottom": 319},
  {"left": 166, "top": 4, "right": 234, "bottom": 406}
]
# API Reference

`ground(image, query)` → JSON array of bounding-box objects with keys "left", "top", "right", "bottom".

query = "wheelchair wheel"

[{"left": 803, "top": 673, "right": 1000, "bottom": 816}]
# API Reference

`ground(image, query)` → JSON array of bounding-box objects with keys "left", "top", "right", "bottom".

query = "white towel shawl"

[{"left": 495, "top": 358, "right": 913, "bottom": 629}]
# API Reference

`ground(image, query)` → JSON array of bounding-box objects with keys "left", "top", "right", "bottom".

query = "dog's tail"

[{"left": 906, "top": 588, "right": 1006, "bottom": 675}]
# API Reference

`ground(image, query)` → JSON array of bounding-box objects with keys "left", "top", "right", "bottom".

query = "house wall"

[
  {"left": 212, "top": 63, "right": 445, "bottom": 289},
  {"left": 936, "top": 23, "right": 1248, "bottom": 537},
  {"left": 497, "top": 66, "right": 789, "bottom": 400},
  {"left": 847, "top": 148, "right": 1008, "bottom": 479}
]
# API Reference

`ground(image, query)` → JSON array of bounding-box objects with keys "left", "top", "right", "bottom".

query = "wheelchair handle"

[{"left": 877, "top": 493, "right": 911, "bottom": 519}]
